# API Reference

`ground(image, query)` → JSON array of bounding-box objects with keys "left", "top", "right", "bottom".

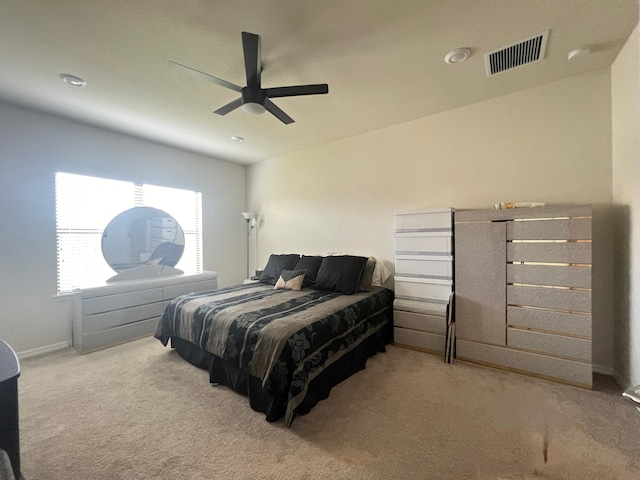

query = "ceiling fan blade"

[
  {"left": 264, "top": 99, "right": 294, "bottom": 124},
  {"left": 265, "top": 84, "right": 329, "bottom": 98},
  {"left": 214, "top": 97, "right": 243, "bottom": 116},
  {"left": 168, "top": 60, "right": 242, "bottom": 93},
  {"left": 241, "top": 32, "right": 262, "bottom": 89}
]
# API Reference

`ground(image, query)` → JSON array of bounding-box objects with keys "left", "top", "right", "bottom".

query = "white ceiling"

[{"left": 0, "top": 1, "right": 637, "bottom": 165}]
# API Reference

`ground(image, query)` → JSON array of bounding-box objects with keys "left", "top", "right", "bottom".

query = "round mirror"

[{"left": 102, "top": 207, "right": 185, "bottom": 273}]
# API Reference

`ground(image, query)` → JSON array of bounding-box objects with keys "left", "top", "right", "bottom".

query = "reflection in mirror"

[{"left": 102, "top": 207, "right": 185, "bottom": 281}]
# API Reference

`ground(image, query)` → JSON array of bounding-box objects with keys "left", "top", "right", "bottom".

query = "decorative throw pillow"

[
  {"left": 274, "top": 269, "right": 307, "bottom": 291},
  {"left": 358, "top": 258, "right": 376, "bottom": 292},
  {"left": 312, "top": 255, "right": 369, "bottom": 295},
  {"left": 260, "top": 254, "right": 301, "bottom": 285},
  {"left": 293, "top": 255, "right": 324, "bottom": 288}
]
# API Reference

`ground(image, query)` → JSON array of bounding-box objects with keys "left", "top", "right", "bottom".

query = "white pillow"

[{"left": 370, "top": 257, "right": 391, "bottom": 286}]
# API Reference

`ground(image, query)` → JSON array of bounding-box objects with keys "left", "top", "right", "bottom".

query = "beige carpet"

[{"left": 16, "top": 337, "right": 640, "bottom": 480}]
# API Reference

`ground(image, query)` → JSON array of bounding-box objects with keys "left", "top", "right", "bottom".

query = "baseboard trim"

[
  {"left": 593, "top": 364, "right": 615, "bottom": 376},
  {"left": 17, "top": 341, "right": 70, "bottom": 360}
]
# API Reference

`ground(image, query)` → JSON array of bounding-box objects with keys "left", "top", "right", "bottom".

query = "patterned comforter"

[{"left": 155, "top": 283, "right": 394, "bottom": 425}]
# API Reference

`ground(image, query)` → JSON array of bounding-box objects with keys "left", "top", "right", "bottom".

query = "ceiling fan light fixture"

[
  {"left": 242, "top": 102, "right": 266, "bottom": 115},
  {"left": 444, "top": 48, "right": 472, "bottom": 64}
]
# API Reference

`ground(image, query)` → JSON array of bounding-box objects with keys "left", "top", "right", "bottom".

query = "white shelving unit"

[{"left": 393, "top": 207, "right": 454, "bottom": 355}]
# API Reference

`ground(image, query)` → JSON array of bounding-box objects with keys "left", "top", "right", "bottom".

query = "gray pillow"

[{"left": 358, "top": 259, "right": 376, "bottom": 292}]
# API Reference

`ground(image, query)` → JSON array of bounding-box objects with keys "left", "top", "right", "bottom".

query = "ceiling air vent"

[{"left": 485, "top": 31, "right": 549, "bottom": 76}]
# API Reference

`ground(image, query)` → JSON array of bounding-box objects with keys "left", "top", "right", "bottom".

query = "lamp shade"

[{"left": 242, "top": 212, "right": 255, "bottom": 221}]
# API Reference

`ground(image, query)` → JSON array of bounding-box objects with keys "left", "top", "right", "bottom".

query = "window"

[{"left": 55, "top": 172, "right": 202, "bottom": 294}]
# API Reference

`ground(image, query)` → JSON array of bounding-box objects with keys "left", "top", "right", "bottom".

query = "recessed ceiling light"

[
  {"left": 59, "top": 73, "right": 86, "bottom": 87},
  {"left": 444, "top": 48, "right": 472, "bottom": 64},
  {"left": 566, "top": 47, "right": 590, "bottom": 62},
  {"left": 231, "top": 136, "right": 244, "bottom": 143}
]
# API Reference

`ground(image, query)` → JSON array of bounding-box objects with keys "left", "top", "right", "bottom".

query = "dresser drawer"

[
  {"left": 394, "top": 277, "right": 452, "bottom": 302},
  {"left": 81, "top": 318, "right": 159, "bottom": 352},
  {"left": 83, "top": 302, "right": 164, "bottom": 333},
  {"left": 394, "top": 310, "right": 446, "bottom": 335},
  {"left": 507, "top": 328, "right": 591, "bottom": 362},
  {"left": 393, "top": 299, "right": 447, "bottom": 317},
  {"left": 395, "top": 234, "right": 452, "bottom": 255},
  {"left": 83, "top": 288, "right": 163, "bottom": 315},
  {"left": 507, "top": 285, "right": 591, "bottom": 313},
  {"left": 457, "top": 339, "right": 592, "bottom": 387},
  {"left": 394, "top": 327, "right": 445, "bottom": 353},
  {"left": 395, "top": 257, "right": 453, "bottom": 279},
  {"left": 507, "top": 306, "right": 591, "bottom": 337},
  {"left": 395, "top": 211, "right": 452, "bottom": 231}
]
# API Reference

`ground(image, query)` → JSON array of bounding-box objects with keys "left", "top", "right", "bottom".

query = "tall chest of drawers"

[
  {"left": 393, "top": 208, "right": 454, "bottom": 355},
  {"left": 454, "top": 205, "right": 592, "bottom": 388}
]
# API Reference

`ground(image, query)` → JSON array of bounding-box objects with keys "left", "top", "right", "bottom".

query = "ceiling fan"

[{"left": 169, "top": 31, "right": 329, "bottom": 125}]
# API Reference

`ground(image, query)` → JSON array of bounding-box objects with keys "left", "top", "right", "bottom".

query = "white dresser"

[
  {"left": 72, "top": 271, "right": 218, "bottom": 353},
  {"left": 393, "top": 208, "right": 454, "bottom": 355}
]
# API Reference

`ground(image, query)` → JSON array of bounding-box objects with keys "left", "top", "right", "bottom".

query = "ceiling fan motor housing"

[{"left": 242, "top": 87, "right": 266, "bottom": 106}]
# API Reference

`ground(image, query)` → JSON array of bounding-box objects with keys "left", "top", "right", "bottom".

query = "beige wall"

[
  {"left": 612, "top": 23, "right": 640, "bottom": 388},
  {"left": 248, "top": 69, "right": 615, "bottom": 371},
  {"left": 0, "top": 103, "right": 247, "bottom": 354}
]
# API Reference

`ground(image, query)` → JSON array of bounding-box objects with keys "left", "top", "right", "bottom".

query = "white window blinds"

[{"left": 55, "top": 172, "right": 202, "bottom": 294}]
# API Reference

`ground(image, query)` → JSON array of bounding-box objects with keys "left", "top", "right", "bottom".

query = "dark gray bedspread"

[{"left": 155, "top": 283, "right": 394, "bottom": 424}]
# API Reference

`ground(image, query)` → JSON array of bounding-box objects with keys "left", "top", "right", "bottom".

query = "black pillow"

[
  {"left": 259, "top": 254, "right": 301, "bottom": 285},
  {"left": 312, "top": 255, "right": 369, "bottom": 295},
  {"left": 293, "top": 255, "right": 324, "bottom": 288}
]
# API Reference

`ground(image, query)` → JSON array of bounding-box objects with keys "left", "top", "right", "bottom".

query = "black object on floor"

[{"left": 0, "top": 339, "right": 21, "bottom": 480}]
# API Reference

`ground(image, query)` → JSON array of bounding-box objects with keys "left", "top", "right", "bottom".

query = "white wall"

[
  {"left": 248, "top": 70, "right": 615, "bottom": 371},
  {"left": 0, "top": 103, "right": 247, "bottom": 354},
  {"left": 612, "top": 23, "right": 640, "bottom": 388}
]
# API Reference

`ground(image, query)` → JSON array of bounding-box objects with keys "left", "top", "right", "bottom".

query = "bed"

[{"left": 154, "top": 254, "right": 394, "bottom": 426}]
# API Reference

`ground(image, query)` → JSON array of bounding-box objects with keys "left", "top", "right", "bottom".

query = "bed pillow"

[
  {"left": 260, "top": 254, "right": 301, "bottom": 285},
  {"left": 371, "top": 258, "right": 391, "bottom": 286},
  {"left": 358, "top": 258, "right": 376, "bottom": 292},
  {"left": 312, "top": 255, "right": 369, "bottom": 295},
  {"left": 274, "top": 269, "right": 306, "bottom": 291},
  {"left": 293, "top": 255, "right": 324, "bottom": 288}
]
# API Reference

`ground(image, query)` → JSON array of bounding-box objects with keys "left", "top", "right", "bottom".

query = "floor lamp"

[{"left": 242, "top": 212, "right": 255, "bottom": 279}]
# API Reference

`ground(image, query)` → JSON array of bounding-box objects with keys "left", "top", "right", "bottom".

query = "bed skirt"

[{"left": 170, "top": 311, "right": 393, "bottom": 425}]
